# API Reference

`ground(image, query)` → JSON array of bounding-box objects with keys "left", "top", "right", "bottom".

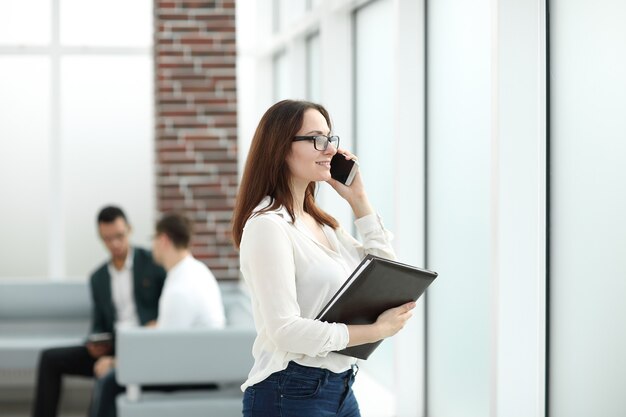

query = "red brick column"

[{"left": 155, "top": 0, "right": 238, "bottom": 280}]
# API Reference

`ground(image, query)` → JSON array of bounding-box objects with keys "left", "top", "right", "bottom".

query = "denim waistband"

[{"left": 286, "top": 361, "right": 358, "bottom": 380}]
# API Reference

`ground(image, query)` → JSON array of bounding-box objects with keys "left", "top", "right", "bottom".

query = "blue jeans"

[{"left": 242, "top": 361, "right": 360, "bottom": 417}]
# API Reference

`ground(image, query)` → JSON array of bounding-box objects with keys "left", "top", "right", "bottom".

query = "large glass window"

[
  {"left": 354, "top": 0, "right": 395, "bottom": 232},
  {"left": 0, "top": 0, "right": 51, "bottom": 45},
  {"left": 0, "top": 1, "right": 153, "bottom": 279},
  {"left": 60, "top": 56, "right": 154, "bottom": 276},
  {"left": 550, "top": 1, "right": 626, "bottom": 415},
  {"left": 273, "top": 51, "right": 290, "bottom": 101},
  {"left": 0, "top": 57, "right": 51, "bottom": 276},
  {"left": 354, "top": 0, "right": 396, "bottom": 392},
  {"left": 60, "top": 0, "right": 151, "bottom": 47},
  {"left": 275, "top": 0, "right": 308, "bottom": 32},
  {"left": 426, "top": 0, "right": 492, "bottom": 415},
  {"left": 306, "top": 33, "right": 321, "bottom": 103},
  {"left": 237, "top": 1, "right": 426, "bottom": 415}
]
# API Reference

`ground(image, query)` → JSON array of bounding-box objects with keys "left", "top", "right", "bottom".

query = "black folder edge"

[
  {"left": 315, "top": 254, "right": 438, "bottom": 359},
  {"left": 315, "top": 257, "right": 374, "bottom": 320},
  {"left": 315, "top": 254, "right": 438, "bottom": 322}
]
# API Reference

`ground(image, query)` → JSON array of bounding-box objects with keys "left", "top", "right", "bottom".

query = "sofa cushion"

[
  {"left": 0, "top": 281, "right": 91, "bottom": 320},
  {"left": 117, "top": 386, "right": 243, "bottom": 417},
  {"left": 0, "top": 281, "right": 91, "bottom": 374}
]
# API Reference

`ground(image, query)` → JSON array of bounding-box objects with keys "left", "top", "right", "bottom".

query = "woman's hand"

[
  {"left": 373, "top": 301, "right": 416, "bottom": 339},
  {"left": 326, "top": 149, "right": 374, "bottom": 218},
  {"left": 346, "top": 301, "right": 416, "bottom": 347}
]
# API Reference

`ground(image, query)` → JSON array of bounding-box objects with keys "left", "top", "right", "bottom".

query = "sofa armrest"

[{"left": 116, "top": 328, "right": 255, "bottom": 386}]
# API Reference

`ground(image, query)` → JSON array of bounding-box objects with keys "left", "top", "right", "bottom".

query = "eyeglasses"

[{"left": 293, "top": 135, "right": 340, "bottom": 151}]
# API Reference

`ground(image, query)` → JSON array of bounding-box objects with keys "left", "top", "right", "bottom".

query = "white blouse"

[{"left": 239, "top": 197, "right": 396, "bottom": 391}]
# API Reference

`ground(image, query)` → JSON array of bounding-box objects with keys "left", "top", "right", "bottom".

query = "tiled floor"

[
  {"left": 0, "top": 404, "right": 83, "bottom": 417},
  {"left": 0, "top": 386, "right": 90, "bottom": 417}
]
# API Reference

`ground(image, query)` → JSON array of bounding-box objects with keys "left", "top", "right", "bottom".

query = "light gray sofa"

[
  {"left": 115, "top": 286, "right": 256, "bottom": 417},
  {"left": 0, "top": 279, "right": 256, "bottom": 417},
  {"left": 0, "top": 280, "right": 93, "bottom": 406}
]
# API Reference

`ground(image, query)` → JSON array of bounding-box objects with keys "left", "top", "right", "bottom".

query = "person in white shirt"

[
  {"left": 231, "top": 99, "right": 416, "bottom": 417},
  {"left": 151, "top": 212, "right": 225, "bottom": 329},
  {"left": 90, "top": 212, "right": 225, "bottom": 417}
]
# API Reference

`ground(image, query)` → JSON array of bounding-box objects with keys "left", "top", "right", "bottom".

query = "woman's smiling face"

[{"left": 286, "top": 109, "right": 338, "bottom": 186}]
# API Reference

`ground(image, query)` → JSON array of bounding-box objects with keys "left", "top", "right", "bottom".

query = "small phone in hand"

[
  {"left": 87, "top": 332, "right": 113, "bottom": 345},
  {"left": 330, "top": 153, "right": 359, "bottom": 186}
]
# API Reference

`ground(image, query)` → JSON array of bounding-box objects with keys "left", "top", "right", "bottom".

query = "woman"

[{"left": 232, "top": 100, "right": 416, "bottom": 416}]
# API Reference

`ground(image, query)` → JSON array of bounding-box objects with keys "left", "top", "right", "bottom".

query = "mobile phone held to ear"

[{"left": 330, "top": 153, "right": 359, "bottom": 186}]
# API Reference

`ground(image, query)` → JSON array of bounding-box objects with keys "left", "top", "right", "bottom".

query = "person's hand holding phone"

[
  {"left": 327, "top": 149, "right": 374, "bottom": 219},
  {"left": 85, "top": 332, "right": 113, "bottom": 358}
]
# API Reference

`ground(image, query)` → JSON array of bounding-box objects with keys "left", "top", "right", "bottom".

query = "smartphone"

[
  {"left": 330, "top": 153, "right": 359, "bottom": 186},
  {"left": 86, "top": 332, "right": 113, "bottom": 345}
]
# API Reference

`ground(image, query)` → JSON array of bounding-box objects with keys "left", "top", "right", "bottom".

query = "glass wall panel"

[
  {"left": 426, "top": 0, "right": 492, "bottom": 415},
  {"left": 354, "top": 0, "right": 395, "bottom": 234},
  {"left": 306, "top": 33, "right": 321, "bottom": 103},
  {"left": 60, "top": 56, "right": 154, "bottom": 277},
  {"left": 273, "top": 51, "right": 290, "bottom": 101},
  {"left": 0, "top": 57, "right": 51, "bottom": 276},
  {"left": 0, "top": 0, "right": 51, "bottom": 45},
  {"left": 276, "top": 0, "right": 307, "bottom": 32},
  {"left": 354, "top": 0, "right": 395, "bottom": 390},
  {"left": 550, "top": 1, "right": 626, "bottom": 416},
  {"left": 309, "top": 0, "right": 323, "bottom": 10},
  {"left": 60, "top": 0, "right": 152, "bottom": 47}
]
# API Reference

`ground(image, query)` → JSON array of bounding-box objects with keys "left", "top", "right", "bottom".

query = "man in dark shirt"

[{"left": 32, "top": 206, "right": 166, "bottom": 417}]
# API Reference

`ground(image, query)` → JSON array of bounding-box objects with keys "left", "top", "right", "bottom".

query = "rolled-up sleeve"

[
  {"left": 240, "top": 216, "right": 349, "bottom": 357},
  {"left": 344, "top": 213, "right": 396, "bottom": 260}
]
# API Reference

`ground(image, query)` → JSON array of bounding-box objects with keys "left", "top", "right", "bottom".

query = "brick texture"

[{"left": 155, "top": 0, "right": 239, "bottom": 280}]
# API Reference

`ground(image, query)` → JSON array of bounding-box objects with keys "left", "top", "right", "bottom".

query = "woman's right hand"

[
  {"left": 346, "top": 301, "right": 416, "bottom": 347},
  {"left": 374, "top": 301, "right": 416, "bottom": 339},
  {"left": 326, "top": 149, "right": 375, "bottom": 219}
]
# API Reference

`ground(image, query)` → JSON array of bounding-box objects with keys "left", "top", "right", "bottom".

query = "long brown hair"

[{"left": 231, "top": 100, "right": 339, "bottom": 249}]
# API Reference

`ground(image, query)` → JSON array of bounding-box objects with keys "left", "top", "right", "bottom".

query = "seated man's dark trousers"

[{"left": 32, "top": 345, "right": 96, "bottom": 417}]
